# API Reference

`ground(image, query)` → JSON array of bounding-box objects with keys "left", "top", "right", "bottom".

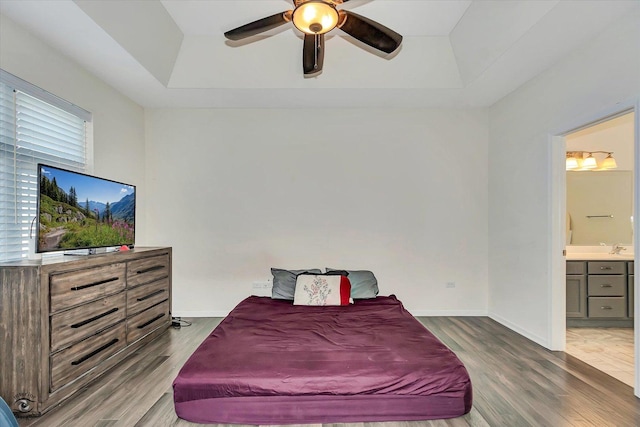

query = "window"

[{"left": 0, "top": 70, "right": 91, "bottom": 262}]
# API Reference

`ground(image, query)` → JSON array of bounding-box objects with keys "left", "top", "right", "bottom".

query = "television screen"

[{"left": 37, "top": 164, "right": 136, "bottom": 253}]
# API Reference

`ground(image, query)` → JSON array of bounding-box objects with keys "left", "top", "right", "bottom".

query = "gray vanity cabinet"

[
  {"left": 629, "top": 261, "right": 634, "bottom": 318},
  {"left": 567, "top": 259, "right": 634, "bottom": 325},
  {"left": 566, "top": 261, "right": 587, "bottom": 318},
  {"left": 587, "top": 261, "right": 627, "bottom": 318}
]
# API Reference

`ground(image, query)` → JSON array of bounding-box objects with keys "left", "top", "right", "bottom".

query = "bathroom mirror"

[{"left": 566, "top": 170, "right": 633, "bottom": 245}]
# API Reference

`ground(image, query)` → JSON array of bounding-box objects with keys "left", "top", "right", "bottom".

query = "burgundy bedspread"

[{"left": 173, "top": 295, "right": 472, "bottom": 424}]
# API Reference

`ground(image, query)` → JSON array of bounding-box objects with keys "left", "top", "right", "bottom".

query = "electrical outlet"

[
  {"left": 446, "top": 282, "right": 456, "bottom": 289},
  {"left": 251, "top": 281, "right": 272, "bottom": 296}
]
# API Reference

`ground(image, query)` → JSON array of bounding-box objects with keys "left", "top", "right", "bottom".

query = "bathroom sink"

[
  {"left": 610, "top": 253, "right": 635, "bottom": 260},
  {"left": 566, "top": 252, "right": 634, "bottom": 260}
]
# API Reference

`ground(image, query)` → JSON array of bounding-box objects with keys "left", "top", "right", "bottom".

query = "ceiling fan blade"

[
  {"left": 303, "top": 34, "right": 325, "bottom": 75},
  {"left": 224, "top": 11, "right": 291, "bottom": 41},
  {"left": 338, "top": 11, "right": 402, "bottom": 54}
]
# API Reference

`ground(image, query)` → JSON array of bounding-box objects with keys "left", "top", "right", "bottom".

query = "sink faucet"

[{"left": 610, "top": 243, "right": 627, "bottom": 255}]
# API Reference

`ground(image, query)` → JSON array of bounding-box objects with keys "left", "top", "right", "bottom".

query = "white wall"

[
  {"left": 488, "top": 9, "right": 640, "bottom": 346},
  {"left": 0, "top": 13, "right": 148, "bottom": 242},
  {"left": 3, "top": 5, "right": 637, "bottom": 346},
  {"left": 145, "top": 108, "right": 489, "bottom": 316},
  {"left": 2, "top": 9, "right": 489, "bottom": 318}
]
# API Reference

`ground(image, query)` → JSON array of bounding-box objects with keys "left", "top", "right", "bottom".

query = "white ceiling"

[{"left": 1, "top": 0, "right": 637, "bottom": 108}]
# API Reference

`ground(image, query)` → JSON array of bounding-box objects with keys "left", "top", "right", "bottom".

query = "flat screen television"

[{"left": 36, "top": 164, "right": 136, "bottom": 254}]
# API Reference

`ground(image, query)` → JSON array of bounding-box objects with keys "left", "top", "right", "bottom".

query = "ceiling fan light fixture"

[
  {"left": 292, "top": 1, "right": 339, "bottom": 35},
  {"left": 224, "top": 1, "right": 402, "bottom": 74}
]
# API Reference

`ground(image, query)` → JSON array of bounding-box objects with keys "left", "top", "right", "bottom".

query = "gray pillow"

[
  {"left": 326, "top": 268, "right": 378, "bottom": 299},
  {"left": 271, "top": 268, "right": 322, "bottom": 300}
]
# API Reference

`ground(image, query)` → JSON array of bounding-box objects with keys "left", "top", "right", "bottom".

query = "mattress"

[{"left": 173, "top": 295, "right": 472, "bottom": 424}]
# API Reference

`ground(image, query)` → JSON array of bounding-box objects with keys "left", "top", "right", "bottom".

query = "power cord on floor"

[{"left": 171, "top": 316, "right": 191, "bottom": 329}]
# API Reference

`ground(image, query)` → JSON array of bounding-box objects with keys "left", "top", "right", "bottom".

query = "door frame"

[{"left": 548, "top": 97, "right": 639, "bottom": 396}]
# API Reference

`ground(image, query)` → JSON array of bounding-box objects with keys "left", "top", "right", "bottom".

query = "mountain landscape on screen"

[{"left": 38, "top": 166, "right": 135, "bottom": 252}]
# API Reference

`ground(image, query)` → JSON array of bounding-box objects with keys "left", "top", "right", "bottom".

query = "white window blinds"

[{"left": 0, "top": 71, "right": 90, "bottom": 262}]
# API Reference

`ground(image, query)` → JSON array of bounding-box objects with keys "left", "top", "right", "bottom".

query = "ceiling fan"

[{"left": 224, "top": 0, "right": 403, "bottom": 75}]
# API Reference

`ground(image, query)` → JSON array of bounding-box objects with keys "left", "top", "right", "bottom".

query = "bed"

[{"left": 173, "top": 294, "right": 472, "bottom": 424}]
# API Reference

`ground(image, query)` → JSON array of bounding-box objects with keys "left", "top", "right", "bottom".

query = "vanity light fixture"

[
  {"left": 601, "top": 152, "right": 617, "bottom": 169},
  {"left": 582, "top": 153, "right": 597, "bottom": 169},
  {"left": 566, "top": 153, "right": 580, "bottom": 170},
  {"left": 565, "top": 151, "right": 617, "bottom": 171}
]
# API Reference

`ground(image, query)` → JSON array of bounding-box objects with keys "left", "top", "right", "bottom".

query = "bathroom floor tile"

[{"left": 566, "top": 327, "right": 634, "bottom": 387}]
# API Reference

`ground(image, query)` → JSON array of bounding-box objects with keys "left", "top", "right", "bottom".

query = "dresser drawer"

[
  {"left": 127, "top": 278, "right": 169, "bottom": 316},
  {"left": 50, "top": 263, "right": 126, "bottom": 312},
  {"left": 127, "top": 255, "right": 170, "bottom": 288},
  {"left": 587, "top": 261, "right": 626, "bottom": 275},
  {"left": 50, "top": 321, "right": 126, "bottom": 391},
  {"left": 126, "top": 301, "right": 170, "bottom": 344},
  {"left": 51, "top": 292, "right": 126, "bottom": 352},
  {"left": 566, "top": 261, "right": 586, "bottom": 275},
  {"left": 588, "top": 297, "right": 626, "bottom": 318},
  {"left": 587, "top": 275, "right": 626, "bottom": 296}
]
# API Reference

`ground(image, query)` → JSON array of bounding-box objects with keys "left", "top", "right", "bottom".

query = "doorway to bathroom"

[{"left": 563, "top": 111, "right": 636, "bottom": 387}]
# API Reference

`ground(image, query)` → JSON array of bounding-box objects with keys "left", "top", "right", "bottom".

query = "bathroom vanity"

[{"left": 566, "top": 254, "right": 634, "bottom": 327}]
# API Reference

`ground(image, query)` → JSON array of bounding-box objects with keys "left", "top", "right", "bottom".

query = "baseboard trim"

[
  {"left": 408, "top": 309, "right": 488, "bottom": 316},
  {"left": 174, "top": 309, "right": 489, "bottom": 318},
  {"left": 567, "top": 318, "right": 633, "bottom": 328},
  {"left": 489, "top": 312, "right": 548, "bottom": 348},
  {"left": 172, "top": 310, "right": 229, "bottom": 318}
]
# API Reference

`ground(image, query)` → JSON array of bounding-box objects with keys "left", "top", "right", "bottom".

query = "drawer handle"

[
  {"left": 600, "top": 284, "right": 613, "bottom": 288},
  {"left": 137, "top": 289, "right": 166, "bottom": 302},
  {"left": 71, "top": 308, "right": 119, "bottom": 328},
  {"left": 600, "top": 306, "right": 613, "bottom": 310},
  {"left": 70, "top": 338, "right": 119, "bottom": 366},
  {"left": 137, "top": 313, "right": 165, "bottom": 329},
  {"left": 599, "top": 266, "right": 613, "bottom": 270},
  {"left": 136, "top": 265, "right": 164, "bottom": 275},
  {"left": 71, "top": 277, "right": 118, "bottom": 291}
]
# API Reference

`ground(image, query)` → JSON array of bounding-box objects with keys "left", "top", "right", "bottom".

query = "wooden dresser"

[{"left": 0, "top": 247, "right": 171, "bottom": 417}]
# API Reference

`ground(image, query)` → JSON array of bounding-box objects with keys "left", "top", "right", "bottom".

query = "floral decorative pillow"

[{"left": 293, "top": 274, "right": 352, "bottom": 306}]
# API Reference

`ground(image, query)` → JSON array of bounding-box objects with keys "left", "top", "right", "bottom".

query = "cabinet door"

[
  {"left": 629, "top": 275, "right": 634, "bottom": 318},
  {"left": 567, "top": 261, "right": 586, "bottom": 275},
  {"left": 567, "top": 275, "right": 587, "bottom": 318}
]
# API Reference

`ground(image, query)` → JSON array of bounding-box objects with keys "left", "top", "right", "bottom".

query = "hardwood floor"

[
  {"left": 16, "top": 317, "right": 640, "bottom": 427},
  {"left": 566, "top": 327, "right": 634, "bottom": 387}
]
